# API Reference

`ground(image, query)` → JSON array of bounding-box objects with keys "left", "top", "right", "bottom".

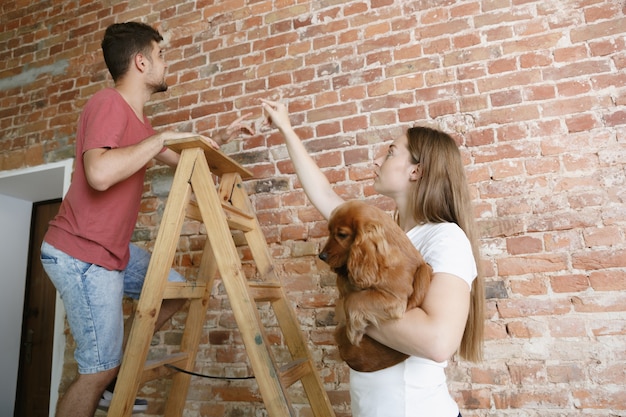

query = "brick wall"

[{"left": 2, "top": 0, "right": 625, "bottom": 416}]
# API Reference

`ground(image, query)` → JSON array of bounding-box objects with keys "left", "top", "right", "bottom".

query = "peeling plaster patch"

[
  {"left": 0, "top": 60, "right": 69, "bottom": 91},
  {"left": 435, "top": 113, "right": 476, "bottom": 135}
]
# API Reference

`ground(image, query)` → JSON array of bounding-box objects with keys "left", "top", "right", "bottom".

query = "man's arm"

[
  {"left": 85, "top": 113, "right": 255, "bottom": 191},
  {"left": 84, "top": 131, "right": 212, "bottom": 191},
  {"left": 154, "top": 148, "right": 180, "bottom": 167}
]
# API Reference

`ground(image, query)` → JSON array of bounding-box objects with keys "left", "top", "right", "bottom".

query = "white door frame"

[{"left": 0, "top": 159, "right": 73, "bottom": 417}]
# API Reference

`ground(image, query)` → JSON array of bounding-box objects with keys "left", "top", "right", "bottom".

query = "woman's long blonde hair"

[{"left": 405, "top": 126, "right": 484, "bottom": 362}]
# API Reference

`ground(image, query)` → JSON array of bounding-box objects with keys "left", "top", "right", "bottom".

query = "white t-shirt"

[{"left": 349, "top": 222, "right": 477, "bottom": 417}]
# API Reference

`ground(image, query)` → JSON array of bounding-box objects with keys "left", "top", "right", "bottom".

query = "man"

[{"left": 40, "top": 22, "right": 252, "bottom": 417}]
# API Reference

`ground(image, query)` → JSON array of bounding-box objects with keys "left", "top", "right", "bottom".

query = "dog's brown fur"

[{"left": 320, "top": 200, "right": 432, "bottom": 372}]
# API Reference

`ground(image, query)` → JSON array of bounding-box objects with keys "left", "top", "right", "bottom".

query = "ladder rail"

[{"left": 164, "top": 235, "right": 219, "bottom": 417}]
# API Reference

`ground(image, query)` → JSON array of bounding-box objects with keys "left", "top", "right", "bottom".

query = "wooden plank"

[
  {"left": 140, "top": 353, "right": 189, "bottom": 384},
  {"left": 222, "top": 203, "right": 255, "bottom": 231},
  {"left": 279, "top": 359, "right": 312, "bottom": 388},
  {"left": 248, "top": 282, "right": 283, "bottom": 302},
  {"left": 162, "top": 282, "right": 207, "bottom": 299},
  {"left": 186, "top": 199, "right": 255, "bottom": 232},
  {"left": 165, "top": 136, "right": 253, "bottom": 179}
]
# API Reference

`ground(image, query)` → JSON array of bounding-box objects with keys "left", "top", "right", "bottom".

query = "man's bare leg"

[
  {"left": 156, "top": 298, "right": 186, "bottom": 331},
  {"left": 103, "top": 298, "right": 185, "bottom": 406},
  {"left": 122, "top": 298, "right": 186, "bottom": 349},
  {"left": 55, "top": 367, "right": 118, "bottom": 417}
]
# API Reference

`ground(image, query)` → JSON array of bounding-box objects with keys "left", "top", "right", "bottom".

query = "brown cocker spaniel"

[{"left": 320, "top": 200, "right": 432, "bottom": 372}]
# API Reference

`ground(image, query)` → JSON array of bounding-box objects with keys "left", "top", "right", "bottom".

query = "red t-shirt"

[{"left": 45, "top": 88, "right": 156, "bottom": 270}]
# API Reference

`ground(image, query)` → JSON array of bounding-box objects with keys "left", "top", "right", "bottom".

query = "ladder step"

[
  {"left": 140, "top": 352, "right": 189, "bottom": 384},
  {"left": 222, "top": 203, "right": 256, "bottom": 232},
  {"left": 186, "top": 200, "right": 255, "bottom": 232},
  {"left": 278, "top": 358, "right": 314, "bottom": 388},
  {"left": 248, "top": 281, "right": 283, "bottom": 302},
  {"left": 164, "top": 136, "right": 253, "bottom": 179},
  {"left": 163, "top": 282, "right": 207, "bottom": 299}
]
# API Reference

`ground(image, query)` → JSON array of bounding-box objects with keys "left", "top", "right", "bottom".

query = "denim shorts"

[{"left": 40, "top": 241, "right": 185, "bottom": 374}]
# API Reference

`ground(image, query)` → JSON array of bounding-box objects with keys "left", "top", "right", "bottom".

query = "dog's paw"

[
  {"left": 346, "top": 320, "right": 367, "bottom": 346},
  {"left": 346, "top": 327, "right": 364, "bottom": 346},
  {"left": 382, "top": 302, "right": 406, "bottom": 320}
]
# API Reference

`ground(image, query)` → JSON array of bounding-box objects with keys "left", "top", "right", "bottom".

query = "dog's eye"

[{"left": 336, "top": 231, "right": 350, "bottom": 240}]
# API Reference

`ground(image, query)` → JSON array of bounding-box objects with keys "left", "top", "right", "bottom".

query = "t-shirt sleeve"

[
  {"left": 81, "top": 91, "right": 128, "bottom": 153},
  {"left": 412, "top": 223, "right": 477, "bottom": 289}
]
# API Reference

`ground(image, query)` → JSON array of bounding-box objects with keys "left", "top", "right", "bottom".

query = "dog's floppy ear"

[{"left": 347, "top": 221, "right": 391, "bottom": 288}]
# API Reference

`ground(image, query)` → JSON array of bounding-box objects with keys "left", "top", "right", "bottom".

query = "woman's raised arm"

[{"left": 261, "top": 99, "right": 345, "bottom": 220}]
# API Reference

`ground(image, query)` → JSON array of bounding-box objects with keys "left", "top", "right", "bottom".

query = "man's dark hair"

[{"left": 101, "top": 22, "right": 163, "bottom": 82}]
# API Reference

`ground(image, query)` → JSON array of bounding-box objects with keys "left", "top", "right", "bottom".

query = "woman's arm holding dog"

[
  {"left": 366, "top": 272, "right": 470, "bottom": 363},
  {"left": 262, "top": 99, "right": 345, "bottom": 220}
]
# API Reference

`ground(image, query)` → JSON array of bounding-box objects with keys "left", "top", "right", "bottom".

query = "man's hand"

[
  {"left": 216, "top": 113, "right": 255, "bottom": 145},
  {"left": 154, "top": 131, "right": 216, "bottom": 167}
]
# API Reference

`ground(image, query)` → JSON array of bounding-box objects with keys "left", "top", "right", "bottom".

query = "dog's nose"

[{"left": 319, "top": 252, "right": 327, "bottom": 261}]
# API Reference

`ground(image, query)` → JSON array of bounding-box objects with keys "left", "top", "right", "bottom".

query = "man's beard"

[{"left": 151, "top": 80, "right": 168, "bottom": 93}]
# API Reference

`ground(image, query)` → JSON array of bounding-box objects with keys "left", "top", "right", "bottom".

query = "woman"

[{"left": 261, "top": 99, "right": 484, "bottom": 417}]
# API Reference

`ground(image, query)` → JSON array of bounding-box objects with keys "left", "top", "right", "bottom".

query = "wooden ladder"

[{"left": 107, "top": 137, "right": 336, "bottom": 417}]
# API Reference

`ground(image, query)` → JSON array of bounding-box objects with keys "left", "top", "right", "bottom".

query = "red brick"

[
  {"left": 497, "top": 298, "right": 571, "bottom": 318},
  {"left": 483, "top": 320, "right": 508, "bottom": 340},
  {"left": 566, "top": 113, "right": 602, "bottom": 132},
  {"left": 583, "top": 226, "right": 622, "bottom": 247},
  {"left": 547, "top": 363, "right": 586, "bottom": 383},
  {"left": 280, "top": 224, "right": 308, "bottom": 241},
  {"left": 548, "top": 316, "right": 588, "bottom": 337},
  {"left": 307, "top": 103, "right": 358, "bottom": 123},
  {"left": 509, "top": 277, "right": 548, "bottom": 296},
  {"left": 470, "top": 366, "right": 510, "bottom": 385},
  {"left": 457, "top": 388, "right": 491, "bottom": 409},
  {"left": 508, "top": 362, "right": 547, "bottom": 385},
  {"left": 590, "top": 36, "right": 626, "bottom": 56},
  {"left": 493, "top": 389, "right": 570, "bottom": 409},
  {"left": 520, "top": 52, "right": 553, "bottom": 68},
  {"left": 315, "top": 121, "right": 341, "bottom": 137},
  {"left": 589, "top": 270, "right": 626, "bottom": 291},
  {"left": 571, "top": 293, "right": 626, "bottom": 313},
  {"left": 550, "top": 274, "right": 590, "bottom": 293},
  {"left": 554, "top": 45, "right": 590, "bottom": 63},
  {"left": 571, "top": 16, "right": 626, "bottom": 42},
  {"left": 506, "top": 320, "right": 549, "bottom": 338},
  {"left": 488, "top": 57, "right": 517, "bottom": 74},
  {"left": 573, "top": 387, "right": 626, "bottom": 409},
  {"left": 605, "top": 109, "right": 626, "bottom": 126},
  {"left": 506, "top": 236, "right": 543, "bottom": 255},
  {"left": 572, "top": 248, "right": 626, "bottom": 270}
]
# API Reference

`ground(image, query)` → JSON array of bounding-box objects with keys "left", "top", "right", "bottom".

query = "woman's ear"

[{"left": 409, "top": 163, "right": 422, "bottom": 181}]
